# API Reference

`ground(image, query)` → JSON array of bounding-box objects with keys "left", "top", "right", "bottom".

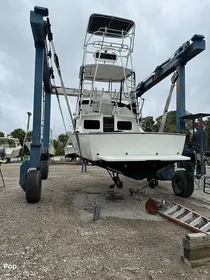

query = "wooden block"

[
  {"left": 183, "top": 237, "right": 210, "bottom": 250},
  {"left": 186, "top": 232, "right": 209, "bottom": 240},
  {"left": 181, "top": 255, "right": 210, "bottom": 268},
  {"left": 184, "top": 248, "right": 210, "bottom": 260}
]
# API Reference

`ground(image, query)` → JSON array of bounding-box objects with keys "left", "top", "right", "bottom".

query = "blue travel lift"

[{"left": 19, "top": 6, "right": 206, "bottom": 203}]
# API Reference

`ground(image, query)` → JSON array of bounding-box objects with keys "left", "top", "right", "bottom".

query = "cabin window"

[
  {"left": 117, "top": 121, "right": 132, "bottom": 130},
  {"left": 79, "top": 100, "right": 92, "bottom": 106},
  {"left": 8, "top": 140, "right": 16, "bottom": 147},
  {"left": 103, "top": 117, "right": 114, "bottom": 132},
  {"left": 95, "top": 51, "right": 117, "bottom": 61},
  {"left": 84, "top": 120, "right": 100, "bottom": 130}
]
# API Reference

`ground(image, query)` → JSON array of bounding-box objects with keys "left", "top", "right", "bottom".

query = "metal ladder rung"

[
  {"left": 179, "top": 212, "right": 193, "bottom": 223},
  {"left": 189, "top": 216, "right": 203, "bottom": 227},
  {"left": 163, "top": 204, "right": 179, "bottom": 215},
  {"left": 200, "top": 222, "right": 210, "bottom": 232},
  {"left": 170, "top": 208, "right": 186, "bottom": 219}
]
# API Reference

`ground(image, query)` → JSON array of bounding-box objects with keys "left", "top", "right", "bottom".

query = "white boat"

[
  {"left": 0, "top": 136, "right": 22, "bottom": 162},
  {"left": 23, "top": 129, "right": 55, "bottom": 157},
  {"left": 48, "top": 138, "right": 56, "bottom": 157},
  {"left": 24, "top": 140, "right": 55, "bottom": 157},
  {"left": 69, "top": 14, "right": 191, "bottom": 194},
  {"left": 64, "top": 138, "right": 76, "bottom": 160}
]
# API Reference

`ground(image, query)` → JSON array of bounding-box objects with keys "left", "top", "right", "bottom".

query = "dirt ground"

[{"left": 1, "top": 163, "right": 210, "bottom": 280}]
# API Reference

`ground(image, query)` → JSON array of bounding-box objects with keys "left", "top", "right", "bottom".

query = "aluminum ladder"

[{"left": 158, "top": 201, "right": 210, "bottom": 234}]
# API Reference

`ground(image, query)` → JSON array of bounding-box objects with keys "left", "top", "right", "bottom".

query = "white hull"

[
  {"left": 64, "top": 145, "right": 75, "bottom": 157},
  {"left": 69, "top": 132, "right": 189, "bottom": 162},
  {"left": 24, "top": 141, "right": 55, "bottom": 157},
  {"left": 5, "top": 147, "right": 21, "bottom": 159},
  {"left": 0, "top": 137, "right": 22, "bottom": 160},
  {"left": 49, "top": 143, "right": 55, "bottom": 156}
]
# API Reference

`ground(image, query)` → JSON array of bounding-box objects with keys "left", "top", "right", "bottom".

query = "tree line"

[{"left": 1, "top": 110, "right": 210, "bottom": 155}]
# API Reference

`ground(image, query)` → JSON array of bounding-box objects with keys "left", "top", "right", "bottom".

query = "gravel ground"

[{"left": 1, "top": 163, "right": 210, "bottom": 280}]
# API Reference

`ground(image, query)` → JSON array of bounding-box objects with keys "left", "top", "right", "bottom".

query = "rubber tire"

[
  {"left": 41, "top": 160, "right": 49, "bottom": 180},
  {"left": 25, "top": 170, "right": 42, "bottom": 203},
  {"left": 149, "top": 180, "right": 156, "bottom": 189},
  {"left": 172, "top": 170, "right": 194, "bottom": 198}
]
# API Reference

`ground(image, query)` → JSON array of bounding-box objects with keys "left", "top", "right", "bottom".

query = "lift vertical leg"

[
  {"left": 40, "top": 91, "right": 51, "bottom": 179},
  {"left": 30, "top": 47, "right": 44, "bottom": 167},
  {"left": 19, "top": 7, "right": 49, "bottom": 203},
  {"left": 19, "top": 45, "right": 44, "bottom": 202},
  {"left": 176, "top": 64, "right": 186, "bottom": 133}
]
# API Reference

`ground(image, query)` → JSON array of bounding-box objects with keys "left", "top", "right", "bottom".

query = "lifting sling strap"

[{"left": 159, "top": 71, "right": 179, "bottom": 132}]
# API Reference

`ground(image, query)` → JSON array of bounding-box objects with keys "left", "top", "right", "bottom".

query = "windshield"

[{"left": 0, "top": 139, "right": 16, "bottom": 148}]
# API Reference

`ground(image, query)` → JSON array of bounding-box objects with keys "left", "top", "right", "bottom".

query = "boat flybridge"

[{"left": 69, "top": 14, "right": 190, "bottom": 192}]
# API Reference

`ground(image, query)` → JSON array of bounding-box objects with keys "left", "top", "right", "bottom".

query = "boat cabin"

[{"left": 0, "top": 137, "right": 21, "bottom": 148}]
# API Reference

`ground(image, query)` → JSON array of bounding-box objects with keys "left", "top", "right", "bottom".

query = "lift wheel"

[
  {"left": 172, "top": 170, "right": 194, "bottom": 198},
  {"left": 41, "top": 160, "right": 49, "bottom": 180},
  {"left": 25, "top": 170, "right": 42, "bottom": 203}
]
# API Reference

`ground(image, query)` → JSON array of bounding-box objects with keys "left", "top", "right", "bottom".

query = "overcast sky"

[{"left": 0, "top": 0, "right": 210, "bottom": 138}]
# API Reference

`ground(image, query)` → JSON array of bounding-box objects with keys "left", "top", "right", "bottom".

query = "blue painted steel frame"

[
  {"left": 43, "top": 91, "right": 51, "bottom": 148},
  {"left": 19, "top": 6, "right": 51, "bottom": 190},
  {"left": 136, "top": 34, "right": 206, "bottom": 133},
  {"left": 176, "top": 64, "right": 185, "bottom": 132}
]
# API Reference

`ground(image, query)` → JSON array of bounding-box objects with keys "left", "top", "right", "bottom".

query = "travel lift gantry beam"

[
  {"left": 19, "top": 6, "right": 206, "bottom": 203},
  {"left": 136, "top": 34, "right": 205, "bottom": 133}
]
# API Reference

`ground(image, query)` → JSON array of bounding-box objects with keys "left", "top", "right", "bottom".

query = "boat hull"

[
  {"left": 24, "top": 142, "right": 55, "bottom": 157},
  {"left": 64, "top": 145, "right": 76, "bottom": 158},
  {"left": 48, "top": 143, "right": 55, "bottom": 157},
  {"left": 69, "top": 132, "right": 188, "bottom": 161},
  {"left": 69, "top": 132, "right": 190, "bottom": 180},
  {"left": 5, "top": 147, "right": 22, "bottom": 159}
]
